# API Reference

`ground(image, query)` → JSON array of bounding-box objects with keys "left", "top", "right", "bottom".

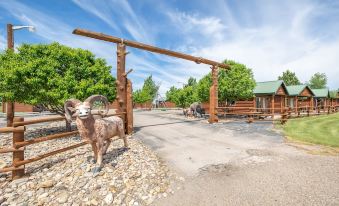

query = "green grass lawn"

[{"left": 280, "top": 113, "right": 339, "bottom": 147}]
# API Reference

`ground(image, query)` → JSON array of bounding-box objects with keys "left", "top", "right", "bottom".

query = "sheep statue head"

[
  {"left": 64, "top": 95, "right": 109, "bottom": 122},
  {"left": 64, "top": 95, "right": 128, "bottom": 175}
]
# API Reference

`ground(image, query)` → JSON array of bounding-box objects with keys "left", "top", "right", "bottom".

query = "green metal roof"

[
  {"left": 312, "top": 88, "right": 329, "bottom": 98},
  {"left": 286, "top": 85, "right": 314, "bottom": 96},
  {"left": 254, "top": 80, "right": 286, "bottom": 95}
]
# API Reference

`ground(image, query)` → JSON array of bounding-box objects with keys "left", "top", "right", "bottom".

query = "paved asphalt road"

[{"left": 134, "top": 110, "right": 339, "bottom": 206}]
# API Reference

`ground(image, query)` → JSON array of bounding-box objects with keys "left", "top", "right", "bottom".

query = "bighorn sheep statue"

[
  {"left": 64, "top": 95, "right": 128, "bottom": 174},
  {"left": 189, "top": 102, "right": 205, "bottom": 118}
]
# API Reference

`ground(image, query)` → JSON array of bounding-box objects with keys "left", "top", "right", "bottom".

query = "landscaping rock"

[{"left": 0, "top": 121, "right": 177, "bottom": 205}]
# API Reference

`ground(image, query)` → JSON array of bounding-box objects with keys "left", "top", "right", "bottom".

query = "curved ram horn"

[
  {"left": 64, "top": 99, "right": 81, "bottom": 122},
  {"left": 84, "top": 95, "right": 109, "bottom": 116}
]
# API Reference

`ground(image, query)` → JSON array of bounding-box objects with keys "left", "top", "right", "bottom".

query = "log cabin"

[
  {"left": 311, "top": 88, "right": 330, "bottom": 110},
  {"left": 286, "top": 85, "right": 314, "bottom": 114},
  {"left": 253, "top": 80, "right": 288, "bottom": 115}
]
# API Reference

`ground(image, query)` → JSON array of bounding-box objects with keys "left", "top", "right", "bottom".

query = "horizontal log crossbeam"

[{"left": 73, "top": 28, "right": 229, "bottom": 69}]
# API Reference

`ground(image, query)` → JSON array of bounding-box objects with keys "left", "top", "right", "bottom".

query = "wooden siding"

[
  {"left": 300, "top": 87, "right": 313, "bottom": 97},
  {"left": 276, "top": 86, "right": 287, "bottom": 95}
]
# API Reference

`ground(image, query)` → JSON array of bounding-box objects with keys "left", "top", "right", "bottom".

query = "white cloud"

[
  {"left": 1, "top": 0, "right": 339, "bottom": 96},
  {"left": 72, "top": 0, "right": 153, "bottom": 43},
  {"left": 166, "top": 1, "right": 339, "bottom": 90},
  {"left": 167, "top": 12, "right": 226, "bottom": 41}
]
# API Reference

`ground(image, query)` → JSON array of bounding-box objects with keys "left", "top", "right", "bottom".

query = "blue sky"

[{"left": 0, "top": 0, "right": 339, "bottom": 95}]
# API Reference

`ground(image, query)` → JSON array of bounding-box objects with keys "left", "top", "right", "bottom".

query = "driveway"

[{"left": 134, "top": 110, "right": 339, "bottom": 206}]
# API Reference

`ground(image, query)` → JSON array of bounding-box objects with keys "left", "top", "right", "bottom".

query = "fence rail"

[
  {"left": 0, "top": 112, "right": 125, "bottom": 179},
  {"left": 215, "top": 105, "right": 338, "bottom": 124}
]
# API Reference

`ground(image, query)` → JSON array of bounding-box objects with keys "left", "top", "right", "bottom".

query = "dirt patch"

[
  {"left": 246, "top": 149, "right": 274, "bottom": 156},
  {"left": 198, "top": 163, "right": 236, "bottom": 175}
]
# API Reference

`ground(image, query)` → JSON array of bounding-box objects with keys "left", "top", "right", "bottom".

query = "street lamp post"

[{"left": 5, "top": 23, "right": 35, "bottom": 127}]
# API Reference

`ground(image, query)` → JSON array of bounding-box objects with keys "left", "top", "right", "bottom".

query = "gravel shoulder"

[
  {"left": 134, "top": 110, "right": 339, "bottom": 206},
  {"left": 0, "top": 120, "right": 178, "bottom": 206}
]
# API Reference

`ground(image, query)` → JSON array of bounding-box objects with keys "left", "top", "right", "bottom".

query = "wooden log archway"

[{"left": 72, "top": 28, "right": 229, "bottom": 125}]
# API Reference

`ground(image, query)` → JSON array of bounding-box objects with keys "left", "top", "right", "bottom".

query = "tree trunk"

[{"left": 66, "top": 120, "right": 71, "bottom": 132}]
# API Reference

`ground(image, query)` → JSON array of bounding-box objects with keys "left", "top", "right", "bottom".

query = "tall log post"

[
  {"left": 208, "top": 66, "right": 218, "bottom": 123},
  {"left": 116, "top": 43, "right": 128, "bottom": 132},
  {"left": 6, "top": 24, "right": 14, "bottom": 127},
  {"left": 280, "top": 96, "right": 283, "bottom": 113},
  {"left": 126, "top": 79, "right": 133, "bottom": 134},
  {"left": 294, "top": 96, "right": 298, "bottom": 114},
  {"left": 12, "top": 117, "right": 25, "bottom": 179},
  {"left": 271, "top": 94, "right": 275, "bottom": 118}
]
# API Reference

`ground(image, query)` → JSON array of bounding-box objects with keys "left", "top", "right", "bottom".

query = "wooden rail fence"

[
  {"left": 0, "top": 112, "right": 125, "bottom": 179},
  {"left": 215, "top": 105, "right": 338, "bottom": 124}
]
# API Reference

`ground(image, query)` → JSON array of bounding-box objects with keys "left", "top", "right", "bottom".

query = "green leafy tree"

[
  {"left": 278, "top": 69, "right": 301, "bottom": 85},
  {"left": 196, "top": 74, "right": 212, "bottom": 102},
  {"left": 133, "top": 75, "right": 159, "bottom": 104},
  {"left": 174, "top": 86, "right": 198, "bottom": 108},
  {"left": 133, "top": 89, "right": 150, "bottom": 104},
  {"left": 218, "top": 60, "right": 255, "bottom": 101},
  {"left": 309, "top": 72, "right": 327, "bottom": 89},
  {"left": 142, "top": 75, "right": 159, "bottom": 102},
  {"left": 166, "top": 86, "right": 179, "bottom": 102},
  {"left": 165, "top": 78, "right": 199, "bottom": 108},
  {"left": 195, "top": 60, "right": 255, "bottom": 102},
  {"left": 187, "top": 77, "right": 197, "bottom": 87},
  {"left": 0, "top": 43, "right": 116, "bottom": 115}
]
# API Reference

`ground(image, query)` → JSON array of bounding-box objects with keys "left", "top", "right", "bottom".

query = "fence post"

[
  {"left": 281, "top": 108, "right": 287, "bottom": 124},
  {"left": 327, "top": 105, "right": 330, "bottom": 115},
  {"left": 307, "top": 106, "right": 310, "bottom": 117},
  {"left": 12, "top": 117, "right": 25, "bottom": 179},
  {"left": 126, "top": 79, "right": 133, "bottom": 134}
]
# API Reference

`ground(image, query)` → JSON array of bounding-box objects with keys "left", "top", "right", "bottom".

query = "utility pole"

[{"left": 5, "top": 24, "right": 35, "bottom": 127}]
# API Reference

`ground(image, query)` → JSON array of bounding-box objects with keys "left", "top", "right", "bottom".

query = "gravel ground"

[
  {"left": 134, "top": 110, "right": 339, "bottom": 206},
  {"left": 0, "top": 121, "right": 178, "bottom": 206}
]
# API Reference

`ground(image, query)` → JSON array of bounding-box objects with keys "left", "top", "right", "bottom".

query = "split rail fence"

[
  {"left": 215, "top": 105, "right": 339, "bottom": 124},
  {"left": 0, "top": 112, "right": 125, "bottom": 180}
]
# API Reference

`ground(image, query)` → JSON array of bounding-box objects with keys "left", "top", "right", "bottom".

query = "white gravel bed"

[{"left": 0, "top": 122, "right": 178, "bottom": 206}]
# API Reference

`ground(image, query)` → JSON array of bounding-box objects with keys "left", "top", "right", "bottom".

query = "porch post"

[
  {"left": 294, "top": 96, "right": 298, "bottom": 114},
  {"left": 271, "top": 94, "right": 275, "bottom": 118}
]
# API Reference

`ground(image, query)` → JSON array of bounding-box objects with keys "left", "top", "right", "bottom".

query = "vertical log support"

[
  {"left": 12, "top": 117, "right": 25, "bottom": 179},
  {"left": 271, "top": 94, "right": 275, "bottom": 118},
  {"left": 280, "top": 96, "right": 283, "bottom": 114},
  {"left": 116, "top": 43, "right": 128, "bottom": 132},
  {"left": 208, "top": 66, "right": 218, "bottom": 123},
  {"left": 6, "top": 24, "right": 14, "bottom": 127},
  {"left": 294, "top": 96, "right": 298, "bottom": 115},
  {"left": 281, "top": 108, "right": 287, "bottom": 125},
  {"left": 126, "top": 79, "right": 133, "bottom": 134}
]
